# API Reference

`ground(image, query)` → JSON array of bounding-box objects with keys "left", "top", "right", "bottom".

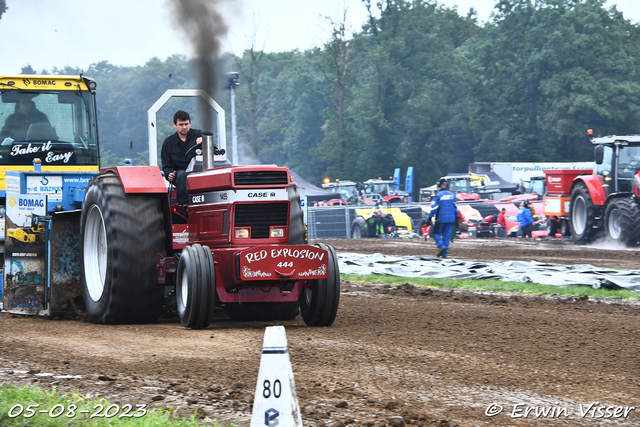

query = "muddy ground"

[{"left": 0, "top": 237, "right": 639, "bottom": 426}]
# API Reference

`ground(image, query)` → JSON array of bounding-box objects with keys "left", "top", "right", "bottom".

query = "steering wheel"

[
  {"left": 184, "top": 143, "right": 202, "bottom": 164},
  {"left": 183, "top": 142, "right": 226, "bottom": 164}
]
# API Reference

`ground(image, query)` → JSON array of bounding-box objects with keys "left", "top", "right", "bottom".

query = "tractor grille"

[
  {"left": 234, "top": 171, "right": 289, "bottom": 186},
  {"left": 235, "top": 203, "right": 288, "bottom": 239}
]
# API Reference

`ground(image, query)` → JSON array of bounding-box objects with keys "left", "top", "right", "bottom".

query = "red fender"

[
  {"left": 634, "top": 172, "right": 640, "bottom": 198},
  {"left": 100, "top": 166, "right": 167, "bottom": 193},
  {"left": 573, "top": 174, "right": 606, "bottom": 206}
]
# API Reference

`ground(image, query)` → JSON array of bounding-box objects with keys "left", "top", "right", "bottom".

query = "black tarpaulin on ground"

[{"left": 338, "top": 252, "right": 640, "bottom": 290}]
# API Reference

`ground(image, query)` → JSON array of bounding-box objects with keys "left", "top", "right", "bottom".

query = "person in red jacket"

[{"left": 497, "top": 208, "right": 507, "bottom": 237}]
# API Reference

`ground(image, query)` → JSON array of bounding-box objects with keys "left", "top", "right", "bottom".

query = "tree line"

[{"left": 11, "top": 0, "right": 640, "bottom": 193}]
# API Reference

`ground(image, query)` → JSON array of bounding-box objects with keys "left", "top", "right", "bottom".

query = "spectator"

[
  {"left": 497, "top": 208, "right": 507, "bottom": 237},
  {"left": 517, "top": 201, "right": 534, "bottom": 238},
  {"left": 365, "top": 210, "right": 384, "bottom": 237},
  {"left": 380, "top": 209, "right": 396, "bottom": 236}
]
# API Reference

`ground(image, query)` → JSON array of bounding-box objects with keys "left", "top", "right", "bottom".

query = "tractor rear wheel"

[
  {"left": 604, "top": 198, "right": 640, "bottom": 246},
  {"left": 176, "top": 244, "right": 216, "bottom": 328},
  {"left": 81, "top": 173, "right": 166, "bottom": 324},
  {"left": 569, "top": 182, "right": 600, "bottom": 244},
  {"left": 351, "top": 216, "right": 365, "bottom": 238},
  {"left": 299, "top": 243, "right": 340, "bottom": 327}
]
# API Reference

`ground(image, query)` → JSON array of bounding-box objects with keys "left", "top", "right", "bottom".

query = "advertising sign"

[{"left": 3, "top": 194, "right": 47, "bottom": 313}]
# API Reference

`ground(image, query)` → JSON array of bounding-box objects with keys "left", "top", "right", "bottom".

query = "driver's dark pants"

[{"left": 175, "top": 170, "right": 189, "bottom": 205}]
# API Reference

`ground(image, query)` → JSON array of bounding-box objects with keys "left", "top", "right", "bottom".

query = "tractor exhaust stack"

[{"left": 202, "top": 132, "right": 214, "bottom": 170}]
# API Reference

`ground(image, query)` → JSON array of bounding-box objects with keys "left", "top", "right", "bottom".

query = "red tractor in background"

[
  {"left": 547, "top": 131, "right": 640, "bottom": 245},
  {"left": 79, "top": 92, "right": 340, "bottom": 329}
]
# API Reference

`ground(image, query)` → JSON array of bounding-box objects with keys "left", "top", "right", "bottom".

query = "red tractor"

[
  {"left": 564, "top": 131, "right": 640, "bottom": 245},
  {"left": 79, "top": 132, "right": 340, "bottom": 328}
]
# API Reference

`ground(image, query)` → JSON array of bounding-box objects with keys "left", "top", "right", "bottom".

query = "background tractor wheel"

[
  {"left": 351, "top": 216, "right": 365, "bottom": 239},
  {"left": 569, "top": 182, "right": 601, "bottom": 244},
  {"left": 287, "top": 184, "right": 307, "bottom": 244},
  {"left": 80, "top": 173, "right": 166, "bottom": 324},
  {"left": 299, "top": 243, "right": 340, "bottom": 327},
  {"left": 176, "top": 244, "right": 216, "bottom": 329},
  {"left": 547, "top": 219, "right": 558, "bottom": 236},
  {"left": 604, "top": 198, "right": 640, "bottom": 246}
]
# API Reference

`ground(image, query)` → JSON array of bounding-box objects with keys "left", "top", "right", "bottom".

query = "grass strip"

[
  {"left": 343, "top": 274, "right": 640, "bottom": 301},
  {"left": 0, "top": 384, "right": 232, "bottom": 427}
]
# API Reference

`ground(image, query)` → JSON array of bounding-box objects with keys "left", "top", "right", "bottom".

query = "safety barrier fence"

[{"left": 306, "top": 204, "right": 427, "bottom": 239}]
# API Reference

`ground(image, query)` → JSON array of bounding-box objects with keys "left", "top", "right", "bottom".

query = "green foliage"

[
  {"left": 33, "top": 0, "right": 640, "bottom": 192},
  {"left": 472, "top": 0, "right": 640, "bottom": 162}
]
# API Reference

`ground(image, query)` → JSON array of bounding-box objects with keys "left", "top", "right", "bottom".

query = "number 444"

[{"left": 276, "top": 262, "right": 293, "bottom": 268}]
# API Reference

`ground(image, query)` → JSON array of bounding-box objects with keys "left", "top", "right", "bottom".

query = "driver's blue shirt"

[{"left": 161, "top": 128, "right": 203, "bottom": 177}]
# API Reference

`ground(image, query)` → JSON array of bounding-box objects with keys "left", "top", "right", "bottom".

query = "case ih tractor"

[
  {"left": 560, "top": 132, "right": 640, "bottom": 245},
  {"left": 80, "top": 155, "right": 340, "bottom": 329}
]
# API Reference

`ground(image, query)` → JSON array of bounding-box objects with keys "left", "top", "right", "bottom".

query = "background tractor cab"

[
  {"left": 362, "top": 178, "right": 409, "bottom": 204},
  {"left": 321, "top": 179, "right": 362, "bottom": 205},
  {"left": 499, "top": 176, "right": 545, "bottom": 203},
  {"left": 434, "top": 174, "right": 479, "bottom": 201}
]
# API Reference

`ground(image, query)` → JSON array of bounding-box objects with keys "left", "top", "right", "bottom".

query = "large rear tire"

[
  {"left": 176, "top": 244, "right": 216, "bottom": 329},
  {"left": 81, "top": 173, "right": 166, "bottom": 324},
  {"left": 299, "top": 243, "right": 340, "bottom": 327},
  {"left": 604, "top": 197, "right": 640, "bottom": 246},
  {"left": 569, "top": 182, "right": 600, "bottom": 244}
]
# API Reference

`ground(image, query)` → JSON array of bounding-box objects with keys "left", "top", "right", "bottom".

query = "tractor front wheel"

[
  {"left": 569, "top": 182, "right": 600, "bottom": 244},
  {"left": 299, "top": 243, "right": 340, "bottom": 327},
  {"left": 604, "top": 198, "right": 640, "bottom": 246},
  {"left": 80, "top": 173, "right": 166, "bottom": 324},
  {"left": 176, "top": 244, "right": 216, "bottom": 329}
]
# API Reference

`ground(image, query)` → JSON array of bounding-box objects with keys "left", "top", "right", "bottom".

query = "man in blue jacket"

[
  {"left": 517, "top": 200, "right": 534, "bottom": 238},
  {"left": 428, "top": 179, "right": 458, "bottom": 258}
]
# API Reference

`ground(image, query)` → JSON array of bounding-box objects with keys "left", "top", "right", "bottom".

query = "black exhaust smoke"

[{"left": 169, "top": 0, "right": 229, "bottom": 132}]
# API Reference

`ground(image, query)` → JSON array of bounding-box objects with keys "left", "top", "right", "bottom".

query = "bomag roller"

[{"left": 79, "top": 91, "right": 340, "bottom": 329}]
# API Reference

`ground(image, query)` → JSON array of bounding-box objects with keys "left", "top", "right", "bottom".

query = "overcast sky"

[{"left": 1, "top": 0, "right": 639, "bottom": 74}]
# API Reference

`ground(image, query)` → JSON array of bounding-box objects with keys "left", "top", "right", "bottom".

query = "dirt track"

[{"left": 0, "top": 237, "right": 639, "bottom": 426}]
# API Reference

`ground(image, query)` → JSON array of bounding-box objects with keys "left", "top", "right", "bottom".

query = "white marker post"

[{"left": 250, "top": 326, "right": 302, "bottom": 427}]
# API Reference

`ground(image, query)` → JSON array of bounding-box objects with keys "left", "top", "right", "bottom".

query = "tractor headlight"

[
  {"left": 235, "top": 228, "right": 250, "bottom": 239},
  {"left": 270, "top": 227, "right": 285, "bottom": 238}
]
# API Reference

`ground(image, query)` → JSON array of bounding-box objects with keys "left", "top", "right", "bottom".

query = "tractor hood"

[{"left": 187, "top": 165, "right": 291, "bottom": 193}]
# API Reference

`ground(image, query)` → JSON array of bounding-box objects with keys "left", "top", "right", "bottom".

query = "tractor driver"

[
  {"left": 161, "top": 110, "right": 203, "bottom": 205},
  {"left": 0, "top": 97, "right": 50, "bottom": 141}
]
